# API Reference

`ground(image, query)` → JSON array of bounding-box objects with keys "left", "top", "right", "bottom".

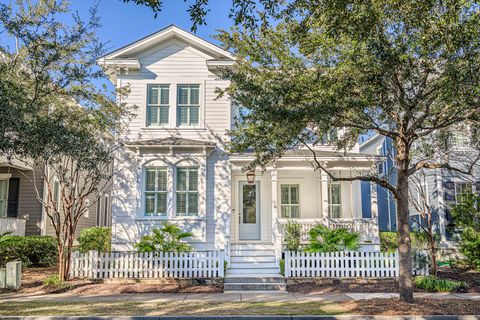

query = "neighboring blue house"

[
  {"left": 360, "top": 134, "right": 397, "bottom": 231},
  {"left": 360, "top": 132, "right": 479, "bottom": 244}
]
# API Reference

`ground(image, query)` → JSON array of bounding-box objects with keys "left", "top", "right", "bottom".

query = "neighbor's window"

[
  {"left": 144, "top": 167, "right": 168, "bottom": 216},
  {"left": 281, "top": 184, "right": 300, "bottom": 218},
  {"left": 0, "top": 178, "right": 8, "bottom": 217},
  {"left": 177, "top": 84, "right": 200, "bottom": 126},
  {"left": 328, "top": 182, "right": 342, "bottom": 218},
  {"left": 53, "top": 180, "right": 60, "bottom": 211},
  {"left": 176, "top": 167, "right": 199, "bottom": 216},
  {"left": 455, "top": 182, "right": 472, "bottom": 204},
  {"left": 146, "top": 84, "right": 170, "bottom": 127}
]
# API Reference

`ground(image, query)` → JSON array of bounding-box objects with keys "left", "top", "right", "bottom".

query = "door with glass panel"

[
  {"left": 0, "top": 179, "right": 8, "bottom": 217},
  {"left": 239, "top": 181, "right": 260, "bottom": 240},
  {"left": 328, "top": 183, "right": 342, "bottom": 218}
]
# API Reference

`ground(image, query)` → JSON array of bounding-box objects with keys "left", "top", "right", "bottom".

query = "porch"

[{"left": 225, "top": 150, "right": 381, "bottom": 276}]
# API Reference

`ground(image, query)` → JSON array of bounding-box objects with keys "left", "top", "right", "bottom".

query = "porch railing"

[
  {"left": 0, "top": 217, "right": 26, "bottom": 236},
  {"left": 277, "top": 217, "right": 379, "bottom": 244}
]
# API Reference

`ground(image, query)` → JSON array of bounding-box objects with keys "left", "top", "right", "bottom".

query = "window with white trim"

[
  {"left": 144, "top": 167, "right": 168, "bottom": 216},
  {"left": 177, "top": 84, "right": 200, "bottom": 126},
  {"left": 176, "top": 167, "right": 199, "bottom": 216},
  {"left": 146, "top": 84, "right": 170, "bottom": 127},
  {"left": 0, "top": 178, "right": 8, "bottom": 217},
  {"left": 328, "top": 182, "right": 342, "bottom": 218},
  {"left": 280, "top": 184, "right": 300, "bottom": 218},
  {"left": 53, "top": 180, "right": 60, "bottom": 211},
  {"left": 455, "top": 182, "right": 472, "bottom": 204}
]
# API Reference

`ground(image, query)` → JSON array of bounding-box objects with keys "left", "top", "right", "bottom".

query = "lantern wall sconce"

[{"left": 246, "top": 170, "right": 256, "bottom": 184}]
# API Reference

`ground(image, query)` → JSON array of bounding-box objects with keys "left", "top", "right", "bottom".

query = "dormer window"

[
  {"left": 146, "top": 84, "right": 170, "bottom": 127},
  {"left": 177, "top": 84, "right": 200, "bottom": 127}
]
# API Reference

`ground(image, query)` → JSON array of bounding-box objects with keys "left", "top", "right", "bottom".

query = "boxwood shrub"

[
  {"left": 78, "top": 227, "right": 111, "bottom": 253},
  {"left": 0, "top": 235, "right": 57, "bottom": 267}
]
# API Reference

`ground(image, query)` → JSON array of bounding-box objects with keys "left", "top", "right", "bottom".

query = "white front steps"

[{"left": 225, "top": 242, "right": 284, "bottom": 291}]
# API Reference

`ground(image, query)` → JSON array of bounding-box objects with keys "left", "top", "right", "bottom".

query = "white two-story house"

[{"left": 100, "top": 25, "right": 380, "bottom": 276}]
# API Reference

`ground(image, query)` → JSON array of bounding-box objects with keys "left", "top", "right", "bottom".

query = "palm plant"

[
  {"left": 306, "top": 224, "right": 360, "bottom": 252},
  {"left": 135, "top": 222, "right": 193, "bottom": 253}
]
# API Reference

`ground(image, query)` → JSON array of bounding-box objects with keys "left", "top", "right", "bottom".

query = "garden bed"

[
  {"left": 0, "top": 267, "right": 222, "bottom": 295},
  {"left": 287, "top": 266, "right": 480, "bottom": 293}
]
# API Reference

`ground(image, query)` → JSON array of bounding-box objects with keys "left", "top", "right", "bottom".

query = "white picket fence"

[
  {"left": 70, "top": 251, "right": 225, "bottom": 279},
  {"left": 284, "top": 251, "right": 429, "bottom": 278}
]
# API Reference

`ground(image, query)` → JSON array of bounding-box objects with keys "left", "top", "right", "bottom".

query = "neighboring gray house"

[
  {"left": 360, "top": 131, "right": 479, "bottom": 244},
  {"left": 0, "top": 157, "right": 112, "bottom": 237}
]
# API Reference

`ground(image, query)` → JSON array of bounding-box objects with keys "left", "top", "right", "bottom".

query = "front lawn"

[{"left": 1, "top": 299, "right": 479, "bottom": 316}]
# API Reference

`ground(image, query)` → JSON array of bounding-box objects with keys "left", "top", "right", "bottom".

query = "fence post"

[
  {"left": 219, "top": 251, "right": 225, "bottom": 277},
  {"left": 284, "top": 251, "right": 290, "bottom": 278}
]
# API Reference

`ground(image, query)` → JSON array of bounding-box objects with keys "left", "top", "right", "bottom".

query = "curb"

[{"left": 1, "top": 316, "right": 479, "bottom": 320}]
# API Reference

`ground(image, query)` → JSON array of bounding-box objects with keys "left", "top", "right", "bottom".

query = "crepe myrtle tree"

[
  {"left": 208, "top": 1, "right": 480, "bottom": 302},
  {"left": 0, "top": 0, "right": 132, "bottom": 280}
]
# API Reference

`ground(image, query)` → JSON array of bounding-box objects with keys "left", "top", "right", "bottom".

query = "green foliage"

[
  {"left": 457, "top": 227, "right": 480, "bottom": 271},
  {"left": 306, "top": 225, "right": 359, "bottom": 253},
  {"left": 284, "top": 220, "right": 302, "bottom": 252},
  {"left": 451, "top": 192, "right": 480, "bottom": 270},
  {"left": 0, "top": 235, "right": 57, "bottom": 268},
  {"left": 135, "top": 222, "right": 194, "bottom": 253},
  {"left": 452, "top": 192, "right": 480, "bottom": 232},
  {"left": 380, "top": 231, "right": 429, "bottom": 252},
  {"left": 43, "top": 275, "right": 73, "bottom": 292},
  {"left": 279, "top": 259, "right": 285, "bottom": 276},
  {"left": 415, "top": 276, "right": 467, "bottom": 292},
  {"left": 78, "top": 227, "right": 111, "bottom": 253}
]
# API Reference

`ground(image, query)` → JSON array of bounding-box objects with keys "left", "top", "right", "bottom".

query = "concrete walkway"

[{"left": 1, "top": 291, "right": 479, "bottom": 303}]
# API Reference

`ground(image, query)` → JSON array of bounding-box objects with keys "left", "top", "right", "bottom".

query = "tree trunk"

[
  {"left": 57, "top": 243, "right": 65, "bottom": 281},
  {"left": 396, "top": 165, "right": 415, "bottom": 303},
  {"left": 429, "top": 234, "right": 437, "bottom": 276}
]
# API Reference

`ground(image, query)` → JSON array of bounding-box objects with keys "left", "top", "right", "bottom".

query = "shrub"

[
  {"left": 135, "top": 222, "right": 193, "bottom": 253},
  {"left": 0, "top": 235, "right": 57, "bottom": 267},
  {"left": 306, "top": 224, "right": 359, "bottom": 252},
  {"left": 284, "top": 220, "right": 302, "bottom": 252},
  {"left": 415, "top": 275, "right": 467, "bottom": 292},
  {"left": 279, "top": 259, "right": 285, "bottom": 276},
  {"left": 380, "top": 231, "right": 429, "bottom": 252},
  {"left": 78, "top": 227, "right": 111, "bottom": 253},
  {"left": 43, "top": 275, "right": 73, "bottom": 292},
  {"left": 458, "top": 227, "right": 480, "bottom": 271}
]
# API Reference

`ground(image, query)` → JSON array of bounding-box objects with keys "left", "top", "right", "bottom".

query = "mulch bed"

[
  {"left": 287, "top": 266, "right": 480, "bottom": 293},
  {"left": 1, "top": 267, "right": 222, "bottom": 295},
  {"left": 351, "top": 298, "right": 480, "bottom": 315}
]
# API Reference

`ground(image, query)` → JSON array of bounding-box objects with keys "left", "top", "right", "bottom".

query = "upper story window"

[
  {"left": 455, "top": 182, "right": 472, "bottom": 204},
  {"left": 146, "top": 84, "right": 170, "bottom": 127},
  {"left": 280, "top": 184, "right": 300, "bottom": 218},
  {"left": 144, "top": 167, "right": 168, "bottom": 216},
  {"left": 450, "top": 130, "right": 470, "bottom": 150},
  {"left": 176, "top": 167, "right": 199, "bottom": 216},
  {"left": 328, "top": 182, "right": 342, "bottom": 218},
  {"left": 177, "top": 84, "right": 200, "bottom": 127}
]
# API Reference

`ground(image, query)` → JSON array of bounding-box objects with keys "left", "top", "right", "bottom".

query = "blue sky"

[{"left": 73, "top": 0, "right": 233, "bottom": 54}]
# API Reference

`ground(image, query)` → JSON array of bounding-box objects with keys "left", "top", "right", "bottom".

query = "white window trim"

[
  {"left": 328, "top": 182, "right": 342, "bottom": 218},
  {"left": 175, "top": 166, "right": 200, "bottom": 217},
  {"left": 143, "top": 167, "right": 169, "bottom": 217},
  {"left": 280, "top": 184, "right": 300, "bottom": 219},
  {"left": 177, "top": 84, "right": 202, "bottom": 128},
  {"left": 454, "top": 181, "right": 472, "bottom": 204},
  {"left": 0, "top": 174, "right": 12, "bottom": 218},
  {"left": 146, "top": 84, "right": 171, "bottom": 128}
]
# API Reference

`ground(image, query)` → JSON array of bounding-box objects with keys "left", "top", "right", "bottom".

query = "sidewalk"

[{"left": 1, "top": 291, "right": 479, "bottom": 303}]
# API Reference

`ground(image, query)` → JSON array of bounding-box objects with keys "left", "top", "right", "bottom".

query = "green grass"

[{"left": 0, "top": 301, "right": 351, "bottom": 316}]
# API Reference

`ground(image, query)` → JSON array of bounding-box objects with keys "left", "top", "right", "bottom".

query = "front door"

[{"left": 239, "top": 181, "right": 260, "bottom": 240}]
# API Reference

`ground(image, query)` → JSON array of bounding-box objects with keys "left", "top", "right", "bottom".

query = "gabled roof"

[{"left": 99, "top": 24, "right": 234, "bottom": 62}]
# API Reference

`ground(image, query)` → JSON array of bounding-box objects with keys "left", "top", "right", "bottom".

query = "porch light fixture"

[{"left": 246, "top": 170, "right": 256, "bottom": 185}]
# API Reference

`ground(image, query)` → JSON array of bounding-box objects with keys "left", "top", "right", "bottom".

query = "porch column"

[
  {"left": 271, "top": 167, "right": 278, "bottom": 220},
  {"left": 436, "top": 171, "right": 447, "bottom": 243},
  {"left": 320, "top": 170, "right": 329, "bottom": 218},
  {"left": 370, "top": 182, "right": 378, "bottom": 220}
]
